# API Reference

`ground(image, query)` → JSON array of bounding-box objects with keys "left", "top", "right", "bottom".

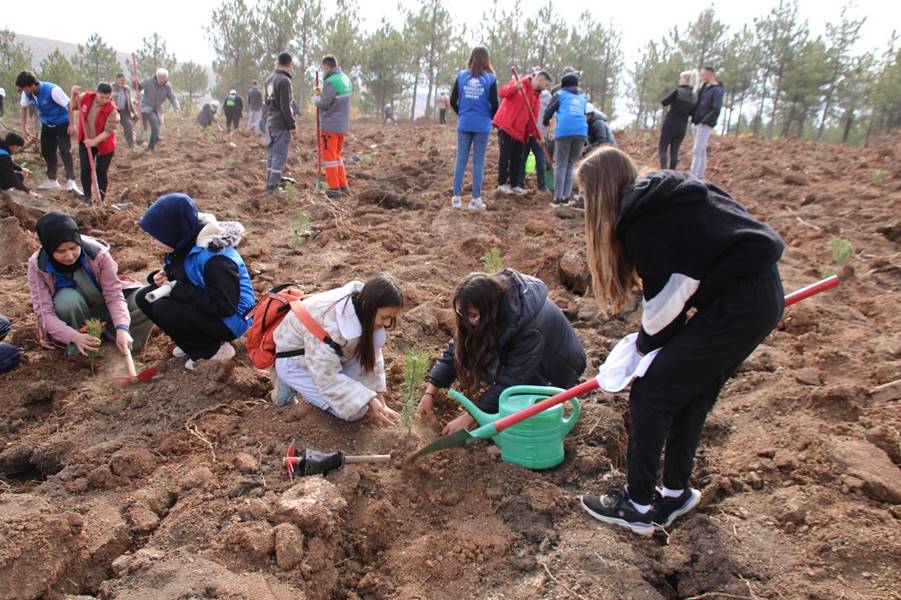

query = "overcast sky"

[{"left": 2, "top": 0, "right": 897, "bottom": 69}]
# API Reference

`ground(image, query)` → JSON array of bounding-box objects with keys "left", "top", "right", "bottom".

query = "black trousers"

[
  {"left": 658, "top": 133, "right": 685, "bottom": 170},
  {"left": 497, "top": 129, "right": 525, "bottom": 188},
  {"left": 439, "top": 109, "right": 446, "bottom": 125},
  {"left": 78, "top": 143, "right": 113, "bottom": 202},
  {"left": 226, "top": 113, "right": 241, "bottom": 131},
  {"left": 626, "top": 265, "right": 784, "bottom": 504},
  {"left": 41, "top": 122, "right": 76, "bottom": 180},
  {"left": 135, "top": 287, "right": 235, "bottom": 360}
]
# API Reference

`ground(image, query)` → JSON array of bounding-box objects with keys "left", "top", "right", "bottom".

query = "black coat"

[
  {"left": 660, "top": 85, "right": 697, "bottom": 138},
  {"left": 692, "top": 81, "right": 725, "bottom": 127},
  {"left": 0, "top": 142, "right": 28, "bottom": 192},
  {"left": 428, "top": 269, "right": 586, "bottom": 413}
]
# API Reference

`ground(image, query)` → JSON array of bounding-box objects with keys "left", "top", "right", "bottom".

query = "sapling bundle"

[
  {"left": 400, "top": 349, "right": 429, "bottom": 431},
  {"left": 80, "top": 318, "right": 105, "bottom": 375}
]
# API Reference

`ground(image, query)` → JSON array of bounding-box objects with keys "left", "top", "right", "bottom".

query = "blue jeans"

[
  {"left": 0, "top": 315, "right": 20, "bottom": 374},
  {"left": 520, "top": 137, "right": 547, "bottom": 190},
  {"left": 453, "top": 130, "right": 490, "bottom": 199}
]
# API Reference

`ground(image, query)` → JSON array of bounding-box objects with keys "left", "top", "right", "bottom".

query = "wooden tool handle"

[
  {"left": 124, "top": 349, "right": 138, "bottom": 378},
  {"left": 344, "top": 454, "right": 391, "bottom": 464}
]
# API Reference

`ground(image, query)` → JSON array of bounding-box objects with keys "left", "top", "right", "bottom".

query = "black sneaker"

[
  {"left": 653, "top": 487, "right": 701, "bottom": 528},
  {"left": 324, "top": 189, "right": 343, "bottom": 199},
  {"left": 581, "top": 490, "right": 654, "bottom": 537},
  {"left": 549, "top": 197, "right": 568, "bottom": 208},
  {"left": 339, "top": 187, "right": 351, "bottom": 197}
]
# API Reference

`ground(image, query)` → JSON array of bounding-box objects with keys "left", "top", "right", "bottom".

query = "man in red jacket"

[
  {"left": 492, "top": 71, "right": 551, "bottom": 196},
  {"left": 69, "top": 82, "right": 119, "bottom": 205}
]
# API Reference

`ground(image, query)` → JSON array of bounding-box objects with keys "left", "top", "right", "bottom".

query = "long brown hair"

[
  {"left": 576, "top": 146, "right": 640, "bottom": 313},
  {"left": 452, "top": 272, "right": 506, "bottom": 396},
  {"left": 468, "top": 47, "right": 494, "bottom": 77},
  {"left": 351, "top": 273, "right": 403, "bottom": 372}
]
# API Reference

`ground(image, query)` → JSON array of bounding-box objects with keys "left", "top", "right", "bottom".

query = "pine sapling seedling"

[
  {"left": 80, "top": 318, "right": 105, "bottom": 375},
  {"left": 400, "top": 349, "right": 429, "bottom": 432},
  {"left": 871, "top": 169, "right": 886, "bottom": 185},
  {"left": 284, "top": 181, "right": 297, "bottom": 202},
  {"left": 291, "top": 211, "right": 312, "bottom": 247},
  {"left": 482, "top": 247, "right": 503, "bottom": 273},
  {"left": 828, "top": 236, "right": 853, "bottom": 265}
]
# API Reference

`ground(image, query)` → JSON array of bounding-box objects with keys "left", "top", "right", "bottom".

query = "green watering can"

[{"left": 448, "top": 385, "right": 581, "bottom": 470}]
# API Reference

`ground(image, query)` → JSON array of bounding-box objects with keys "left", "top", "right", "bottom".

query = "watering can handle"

[{"left": 562, "top": 398, "right": 581, "bottom": 437}]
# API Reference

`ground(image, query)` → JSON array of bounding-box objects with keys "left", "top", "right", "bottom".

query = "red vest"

[{"left": 77, "top": 92, "right": 117, "bottom": 155}]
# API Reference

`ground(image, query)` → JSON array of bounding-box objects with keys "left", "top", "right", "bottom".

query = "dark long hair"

[
  {"left": 468, "top": 47, "right": 494, "bottom": 77},
  {"left": 453, "top": 273, "right": 507, "bottom": 397},
  {"left": 351, "top": 273, "right": 404, "bottom": 372}
]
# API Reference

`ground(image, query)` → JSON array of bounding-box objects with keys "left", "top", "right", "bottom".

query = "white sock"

[
  {"left": 662, "top": 486, "right": 684, "bottom": 498},
  {"left": 629, "top": 499, "right": 652, "bottom": 513}
]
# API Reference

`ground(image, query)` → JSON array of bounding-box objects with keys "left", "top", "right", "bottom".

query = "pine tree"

[
  {"left": 73, "top": 33, "right": 121, "bottom": 88},
  {"left": 816, "top": 7, "right": 866, "bottom": 139},
  {"left": 318, "top": 0, "right": 362, "bottom": 78},
  {"left": 679, "top": 8, "right": 727, "bottom": 69},
  {"left": 174, "top": 62, "right": 209, "bottom": 116},
  {"left": 719, "top": 26, "right": 759, "bottom": 135},
  {"left": 135, "top": 33, "right": 177, "bottom": 78},
  {"left": 0, "top": 30, "right": 33, "bottom": 92},
  {"left": 359, "top": 18, "right": 407, "bottom": 118},
  {"left": 207, "top": 0, "right": 259, "bottom": 97},
  {"left": 39, "top": 49, "right": 78, "bottom": 92}
]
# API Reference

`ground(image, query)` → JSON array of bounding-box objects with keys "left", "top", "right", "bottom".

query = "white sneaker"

[
  {"left": 467, "top": 198, "right": 487, "bottom": 211},
  {"left": 37, "top": 179, "right": 61, "bottom": 190},
  {"left": 184, "top": 342, "right": 235, "bottom": 370},
  {"left": 451, "top": 195, "right": 462, "bottom": 209},
  {"left": 512, "top": 186, "right": 527, "bottom": 196},
  {"left": 66, "top": 179, "right": 82, "bottom": 194},
  {"left": 172, "top": 346, "right": 186, "bottom": 358},
  {"left": 497, "top": 184, "right": 513, "bottom": 195}
]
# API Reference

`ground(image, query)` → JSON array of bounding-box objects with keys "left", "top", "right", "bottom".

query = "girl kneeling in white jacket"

[{"left": 272, "top": 273, "right": 403, "bottom": 425}]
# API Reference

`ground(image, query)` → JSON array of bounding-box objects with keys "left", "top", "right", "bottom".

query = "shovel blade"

[
  {"left": 136, "top": 366, "right": 158, "bottom": 382},
  {"left": 408, "top": 428, "right": 474, "bottom": 460}
]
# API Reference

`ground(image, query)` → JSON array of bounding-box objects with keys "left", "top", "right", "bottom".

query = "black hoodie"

[
  {"left": 617, "top": 171, "right": 784, "bottom": 354},
  {"left": 428, "top": 269, "right": 586, "bottom": 413},
  {"left": 0, "top": 142, "right": 28, "bottom": 193}
]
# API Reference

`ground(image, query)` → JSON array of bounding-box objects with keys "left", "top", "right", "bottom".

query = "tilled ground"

[{"left": 0, "top": 117, "right": 899, "bottom": 600}]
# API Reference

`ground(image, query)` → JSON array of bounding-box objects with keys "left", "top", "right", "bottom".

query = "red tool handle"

[
  {"left": 490, "top": 275, "right": 841, "bottom": 435},
  {"left": 511, "top": 66, "right": 553, "bottom": 166}
]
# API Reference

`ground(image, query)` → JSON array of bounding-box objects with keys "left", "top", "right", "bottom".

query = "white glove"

[{"left": 594, "top": 332, "right": 661, "bottom": 392}]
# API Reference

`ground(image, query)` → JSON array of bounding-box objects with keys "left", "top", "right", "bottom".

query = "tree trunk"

[
  {"left": 817, "top": 90, "right": 835, "bottom": 141},
  {"left": 410, "top": 73, "right": 419, "bottom": 120},
  {"left": 841, "top": 107, "right": 855, "bottom": 143},
  {"left": 734, "top": 93, "right": 746, "bottom": 136}
]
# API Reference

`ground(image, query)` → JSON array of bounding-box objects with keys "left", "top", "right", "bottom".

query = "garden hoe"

[
  {"left": 511, "top": 66, "right": 553, "bottom": 167},
  {"left": 113, "top": 347, "right": 158, "bottom": 386},
  {"left": 283, "top": 439, "right": 391, "bottom": 481},
  {"left": 409, "top": 275, "right": 841, "bottom": 460},
  {"left": 74, "top": 89, "right": 103, "bottom": 206}
]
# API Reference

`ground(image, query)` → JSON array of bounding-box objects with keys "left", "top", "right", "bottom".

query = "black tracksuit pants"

[
  {"left": 41, "top": 122, "right": 76, "bottom": 180},
  {"left": 658, "top": 133, "right": 686, "bottom": 170},
  {"left": 626, "top": 265, "right": 784, "bottom": 505},
  {"left": 78, "top": 143, "right": 113, "bottom": 203},
  {"left": 497, "top": 129, "right": 525, "bottom": 188},
  {"left": 135, "top": 286, "right": 235, "bottom": 360}
]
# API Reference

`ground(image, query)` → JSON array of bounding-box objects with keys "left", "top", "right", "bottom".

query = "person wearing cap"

[
  {"left": 15, "top": 71, "right": 81, "bottom": 193},
  {"left": 585, "top": 104, "right": 616, "bottom": 151},
  {"left": 196, "top": 101, "right": 220, "bottom": 129},
  {"left": 0, "top": 132, "right": 36, "bottom": 195},
  {"left": 113, "top": 73, "right": 138, "bottom": 149},
  {"left": 134, "top": 67, "right": 180, "bottom": 151},
  {"left": 223, "top": 89, "right": 243, "bottom": 132},
  {"left": 543, "top": 69, "right": 588, "bottom": 207}
]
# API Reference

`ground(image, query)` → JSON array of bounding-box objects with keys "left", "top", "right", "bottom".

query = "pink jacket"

[{"left": 26, "top": 236, "right": 140, "bottom": 348}]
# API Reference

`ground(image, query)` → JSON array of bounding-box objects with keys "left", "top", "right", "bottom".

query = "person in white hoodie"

[{"left": 272, "top": 274, "right": 403, "bottom": 424}]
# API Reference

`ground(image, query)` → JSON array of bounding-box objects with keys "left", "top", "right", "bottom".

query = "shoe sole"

[
  {"left": 580, "top": 497, "right": 654, "bottom": 537},
  {"left": 658, "top": 489, "right": 702, "bottom": 528}
]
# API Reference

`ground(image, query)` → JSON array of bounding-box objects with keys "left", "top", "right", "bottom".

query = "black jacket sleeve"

[
  {"left": 660, "top": 88, "right": 677, "bottom": 107},
  {"left": 169, "top": 256, "right": 241, "bottom": 318},
  {"left": 476, "top": 327, "right": 547, "bottom": 413},
  {"left": 543, "top": 94, "right": 561, "bottom": 127},
  {"left": 428, "top": 339, "right": 457, "bottom": 388},
  {"left": 278, "top": 79, "right": 296, "bottom": 130},
  {"left": 0, "top": 155, "right": 29, "bottom": 192},
  {"left": 701, "top": 86, "right": 724, "bottom": 126},
  {"left": 489, "top": 81, "right": 499, "bottom": 117},
  {"left": 450, "top": 80, "right": 460, "bottom": 114}
]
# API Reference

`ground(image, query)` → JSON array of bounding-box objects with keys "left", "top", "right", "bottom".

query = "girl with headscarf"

[
  {"left": 26, "top": 211, "right": 151, "bottom": 355},
  {"left": 135, "top": 193, "right": 255, "bottom": 370}
]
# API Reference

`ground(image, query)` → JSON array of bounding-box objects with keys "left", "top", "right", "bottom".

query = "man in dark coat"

[{"left": 690, "top": 66, "right": 725, "bottom": 179}]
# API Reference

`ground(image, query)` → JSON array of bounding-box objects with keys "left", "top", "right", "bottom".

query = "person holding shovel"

[
  {"left": 135, "top": 193, "right": 255, "bottom": 370},
  {"left": 519, "top": 77, "right": 553, "bottom": 193},
  {"left": 312, "top": 55, "right": 353, "bottom": 199},
  {"left": 26, "top": 211, "right": 151, "bottom": 357},
  {"left": 70, "top": 82, "right": 120, "bottom": 206},
  {"left": 417, "top": 270, "right": 586, "bottom": 434},
  {"left": 272, "top": 274, "right": 403, "bottom": 425},
  {"left": 575, "top": 146, "right": 784, "bottom": 536}
]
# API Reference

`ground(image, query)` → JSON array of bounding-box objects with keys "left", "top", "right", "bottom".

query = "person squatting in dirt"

[
  {"left": 493, "top": 69, "right": 552, "bottom": 197},
  {"left": 312, "top": 54, "right": 353, "bottom": 199},
  {"left": 70, "top": 82, "right": 120, "bottom": 206},
  {"left": 576, "top": 146, "right": 785, "bottom": 536},
  {"left": 658, "top": 70, "right": 697, "bottom": 170},
  {"left": 26, "top": 211, "right": 152, "bottom": 358},
  {"left": 134, "top": 67, "right": 180, "bottom": 151},
  {"left": 416, "top": 270, "right": 586, "bottom": 434},
  {"left": 135, "top": 193, "right": 255, "bottom": 370},
  {"left": 0, "top": 315, "right": 20, "bottom": 374},
  {"left": 196, "top": 101, "right": 220, "bottom": 129},
  {"left": 544, "top": 70, "right": 588, "bottom": 208},
  {"left": 0, "top": 132, "right": 36, "bottom": 195},
  {"left": 223, "top": 89, "right": 243, "bottom": 132},
  {"left": 450, "top": 46, "right": 499, "bottom": 210},
  {"left": 271, "top": 274, "right": 404, "bottom": 425},
  {"left": 265, "top": 52, "right": 297, "bottom": 194},
  {"left": 16, "top": 71, "right": 81, "bottom": 194}
]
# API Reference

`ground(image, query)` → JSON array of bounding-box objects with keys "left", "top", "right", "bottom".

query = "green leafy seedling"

[
  {"left": 400, "top": 349, "right": 429, "bottom": 432},
  {"left": 482, "top": 247, "right": 503, "bottom": 273},
  {"left": 828, "top": 236, "right": 853, "bottom": 265},
  {"left": 291, "top": 211, "right": 311, "bottom": 247}
]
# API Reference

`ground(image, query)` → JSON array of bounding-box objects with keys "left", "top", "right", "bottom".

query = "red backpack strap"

[{"left": 289, "top": 300, "right": 345, "bottom": 358}]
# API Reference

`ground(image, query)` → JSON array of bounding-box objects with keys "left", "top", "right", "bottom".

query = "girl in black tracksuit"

[
  {"left": 658, "top": 72, "right": 697, "bottom": 169},
  {"left": 576, "top": 147, "right": 784, "bottom": 536}
]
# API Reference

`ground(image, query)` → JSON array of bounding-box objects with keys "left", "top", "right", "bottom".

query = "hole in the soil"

[{"left": 1, "top": 456, "right": 65, "bottom": 482}]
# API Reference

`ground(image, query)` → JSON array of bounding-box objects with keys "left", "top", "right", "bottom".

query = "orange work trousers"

[{"left": 319, "top": 132, "right": 347, "bottom": 190}]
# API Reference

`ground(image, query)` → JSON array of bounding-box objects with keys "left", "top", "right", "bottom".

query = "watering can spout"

[{"left": 447, "top": 389, "right": 496, "bottom": 427}]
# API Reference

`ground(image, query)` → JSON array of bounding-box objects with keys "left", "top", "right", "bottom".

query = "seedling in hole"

[
  {"left": 400, "top": 349, "right": 429, "bottom": 431},
  {"left": 828, "top": 236, "right": 853, "bottom": 265},
  {"left": 291, "top": 211, "right": 312, "bottom": 247},
  {"left": 871, "top": 169, "right": 885, "bottom": 184},
  {"left": 80, "top": 318, "right": 105, "bottom": 375},
  {"left": 284, "top": 182, "right": 297, "bottom": 201},
  {"left": 482, "top": 247, "right": 503, "bottom": 273}
]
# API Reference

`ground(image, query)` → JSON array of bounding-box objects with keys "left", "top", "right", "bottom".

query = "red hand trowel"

[
  {"left": 410, "top": 275, "right": 842, "bottom": 460},
  {"left": 283, "top": 439, "right": 391, "bottom": 481},
  {"left": 113, "top": 347, "right": 158, "bottom": 386}
]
